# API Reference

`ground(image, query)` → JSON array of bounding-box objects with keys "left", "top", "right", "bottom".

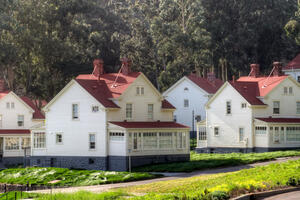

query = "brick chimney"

[
  {"left": 121, "top": 58, "right": 132, "bottom": 75},
  {"left": 92, "top": 59, "right": 104, "bottom": 78},
  {"left": 207, "top": 72, "right": 216, "bottom": 82},
  {"left": 0, "top": 80, "right": 6, "bottom": 92},
  {"left": 272, "top": 62, "right": 283, "bottom": 76},
  {"left": 249, "top": 64, "right": 260, "bottom": 77}
]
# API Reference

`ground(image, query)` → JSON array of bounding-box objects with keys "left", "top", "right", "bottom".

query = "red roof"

[
  {"left": 187, "top": 74, "right": 223, "bottom": 94},
  {"left": 162, "top": 100, "right": 175, "bottom": 109},
  {"left": 237, "top": 75, "right": 287, "bottom": 97},
  {"left": 256, "top": 118, "right": 300, "bottom": 123},
  {"left": 0, "top": 129, "right": 30, "bottom": 134},
  {"left": 0, "top": 91, "right": 9, "bottom": 99},
  {"left": 20, "top": 97, "right": 45, "bottom": 119},
  {"left": 283, "top": 53, "right": 300, "bottom": 70},
  {"left": 229, "top": 81, "right": 265, "bottom": 105},
  {"left": 109, "top": 121, "right": 189, "bottom": 129}
]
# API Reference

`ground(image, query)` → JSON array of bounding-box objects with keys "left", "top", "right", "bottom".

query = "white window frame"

[
  {"left": 141, "top": 87, "right": 144, "bottom": 95},
  {"left": 239, "top": 127, "right": 244, "bottom": 142},
  {"left": 255, "top": 126, "right": 267, "bottom": 135},
  {"left": 56, "top": 133, "right": 63, "bottom": 144},
  {"left": 5, "top": 137, "right": 20, "bottom": 150},
  {"left": 126, "top": 103, "right": 133, "bottom": 119},
  {"left": 226, "top": 101, "right": 231, "bottom": 115},
  {"left": 72, "top": 103, "right": 79, "bottom": 120},
  {"left": 89, "top": 133, "right": 96, "bottom": 150},
  {"left": 6, "top": 102, "right": 10, "bottom": 109},
  {"left": 33, "top": 132, "right": 46, "bottom": 149},
  {"left": 297, "top": 102, "right": 300, "bottom": 115},
  {"left": 241, "top": 103, "right": 247, "bottom": 109},
  {"left": 147, "top": 104, "right": 154, "bottom": 120},
  {"left": 21, "top": 137, "right": 31, "bottom": 149},
  {"left": 109, "top": 132, "right": 125, "bottom": 141},
  {"left": 184, "top": 99, "right": 189, "bottom": 108},
  {"left": 17, "top": 115, "right": 24, "bottom": 127},
  {"left": 11, "top": 102, "right": 15, "bottom": 109},
  {"left": 91, "top": 105, "right": 99, "bottom": 113},
  {"left": 136, "top": 87, "right": 140, "bottom": 95},
  {"left": 273, "top": 101, "right": 280, "bottom": 114},
  {"left": 214, "top": 126, "right": 220, "bottom": 136},
  {"left": 136, "top": 86, "right": 144, "bottom": 95},
  {"left": 289, "top": 87, "right": 293, "bottom": 95},
  {"left": 284, "top": 87, "right": 288, "bottom": 95}
]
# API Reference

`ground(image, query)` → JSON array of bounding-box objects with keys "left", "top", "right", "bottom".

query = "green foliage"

[
  {"left": 0, "top": 191, "right": 40, "bottom": 200},
  {"left": 0, "top": 167, "right": 156, "bottom": 186},
  {"left": 134, "top": 150, "right": 300, "bottom": 172}
]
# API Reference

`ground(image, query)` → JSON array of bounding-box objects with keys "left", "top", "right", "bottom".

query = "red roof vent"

[
  {"left": 120, "top": 58, "right": 132, "bottom": 76},
  {"left": 249, "top": 64, "right": 260, "bottom": 78},
  {"left": 92, "top": 59, "right": 104, "bottom": 79},
  {"left": 272, "top": 62, "right": 283, "bottom": 76}
]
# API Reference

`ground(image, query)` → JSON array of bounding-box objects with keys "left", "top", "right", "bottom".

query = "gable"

[
  {"left": 266, "top": 76, "right": 300, "bottom": 98},
  {"left": 0, "top": 92, "right": 34, "bottom": 112}
]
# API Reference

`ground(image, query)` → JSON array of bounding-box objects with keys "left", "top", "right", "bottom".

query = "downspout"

[{"left": 105, "top": 109, "right": 109, "bottom": 171}]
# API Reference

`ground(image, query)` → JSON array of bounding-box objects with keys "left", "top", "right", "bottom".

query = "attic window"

[
  {"left": 92, "top": 106, "right": 99, "bottom": 112},
  {"left": 241, "top": 103, "right": 247, "bottom": 109},
  {"left": 136, "top": 86, "right": 144, "bottom": 95},
  {"left": 184, "top": 87, "right": 189, "bottom": 91}
]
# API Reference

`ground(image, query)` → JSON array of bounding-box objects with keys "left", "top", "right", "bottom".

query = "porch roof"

[
  {"left": 109, "top": 121, "right": 189, "bottom": 129},
  {"left": 0, "top": 129, "right": 30, "bottom": 134},
  {"left": 256, "top": 117, "right": 300, "bottom": 123}
]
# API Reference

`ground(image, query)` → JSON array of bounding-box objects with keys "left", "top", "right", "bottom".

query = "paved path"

[
  {"left": 30, "top": 156, "right": 300, "bottom": 194},
  {"left": 262, "top": 190, "right": 300, "bottom": 200}
]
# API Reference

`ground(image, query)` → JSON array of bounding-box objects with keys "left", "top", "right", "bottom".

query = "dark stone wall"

[
  {"left": 3, "top": 157, "right": 24, "bottom": 167},
  {"left": 196, "top": 146, "right": 300, "bottom": 153}
]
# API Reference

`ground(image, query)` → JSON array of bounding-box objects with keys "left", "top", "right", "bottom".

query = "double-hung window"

[
  {"left": 126, "top": 103, "right": 132, "bottom": 119},
  {"left": 72, "top": 104, "right": 79, "bottom": 119},
  {"left": 284, "top": 87, "right": 288, "bottom": 95},
  {"left": 239, "top": 128, "right": 244, "bottom": 142},
  {"left": 184, "top": 99, "right": 189, "bottom": 108},
  {"left": 89, "top": 134, "right": 96, "bottom": 150},
  {"left": 56, "top": 133, "right": 63, "bottom": 144},
  {"left": 17, "top": 115, "right": 24, "bottom": 127},
  {"left": 226, "top": 101, "right": 231, "bottom": 114},
  {"left": 273, "top": 101, "right": 280, "bottom": 114},
  {"left": 148, "top": 104, "right": 154, "bottom": 120},
  {"left": 33, "top": 132, "right": 46, "bottom": 148},
  {"left": 214, "top": 127, "right": 219, "bottom": 136},
  {"left": 289, "top": 87, "right": 293, "bottom": 95}
]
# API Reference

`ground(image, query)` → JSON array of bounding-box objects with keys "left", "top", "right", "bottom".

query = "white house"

[
  {"left": 197, "top": 62, "right": 300, "bottom": 153},
  {"left": 163, "top": 73, "right": 223, "bottom": 134},
  {"left": 283, "top": 53, "right": 300, "bottom": 82},
  {"left": 0, "top": 80, "right": 45, "bottom": 166},
  {"left": 31, "top": 59, "right": 190, "bottom": 171}
]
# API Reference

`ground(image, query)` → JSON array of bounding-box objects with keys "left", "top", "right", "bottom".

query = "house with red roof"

[
  {"left": 31, "top": 59, "right": 189, "bottom": 171},
  {"left": 0, "top": 80, "right": 45, "bottom": 166},
  {"left": 163, "top": 72, "right": 223, "bottom": 135},
  {"left": 197, "top": 62, "right": 300, "bottom": 153},
  {"left": 283, "top": 53, "right": 300, "bottom": 82}
]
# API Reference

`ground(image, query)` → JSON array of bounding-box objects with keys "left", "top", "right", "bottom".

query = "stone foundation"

[{"left": 196, "top": 147, "right": 300, "bottom": 153}]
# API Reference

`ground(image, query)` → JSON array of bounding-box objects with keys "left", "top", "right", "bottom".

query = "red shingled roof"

[
  {"left": 283, "top": 53, "right": 300, "bottom": 70},
  {"left": 256, "top": 118, "right": 300, "bottom": 123},
  {"left": 0, "top": 129, "right": 30, "bottom": 134},
  {"left": 187, "top": 74, "right": 223, "bottom": 94},
  {"left": 229, "top": 81, "right": 265, "bottom": 105},
  {"left": 109, "top": 121, "right": 189, "bottom": 128},
  {"left": 162, "top": 99, "right": 175, "bottom": 109}
]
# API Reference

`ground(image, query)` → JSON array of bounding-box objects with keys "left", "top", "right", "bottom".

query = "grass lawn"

[
  {"left": 134, "top": 150, "right": 300, "bottom": 172},
  {"left": 123, "top": 159, "right": 300, "bottom": 199},
  {"left": 0, "top": 167, "right": 157, "bottom": 187}
]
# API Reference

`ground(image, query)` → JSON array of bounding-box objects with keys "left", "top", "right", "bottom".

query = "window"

[
  {"left": 289, "top": 87, "right": 293, "bottom": 95},
  {"left": 5, "top": 137, "right": 19, "bottom": 150},
  {"left": 126, "top": 103, "right": 132, "bottom": 119},
  {"left": 141, "top": 87, "right": 144, "bottom": 95},
  {"left": 286, "top": 127, "right": 300, "bottom": 141},
  {"left": 0, "top": 115, "right": 2, "bottom": 128},
  {"left": 136, "top": 87, "right": 140, "bottom": 95},
  {"left": 173, "top": 115, "right": 177, "bottom": 122},
  {"left": 92, "top": 106, "right": 99, "bottom": 112},
  {"left": 273, "top": 101, "right": 280, "bottom": 114},
  {"left": 159, "top": 132, "right": 172, "bottom": 149},
  {"left": 11, "top": 102, "right": 14, "bottom": 109},
  {"left": 143, "top": 132, "right": 157, "bottom": 149},
  {"left": 6, "top": 102, "right": 10, "bottom": 109},
  {"left": 226, "top": 101, "right": 231, "bottom": 114},
  {"left": 241, "top": 103, "right": 247, "bottom": 109},
  {"left": 184, "top": 87, "right": 189, "bottom": 91},
  {"left": 21, "top": 137, "right": 31, "bottom": 149},
  {"left": 239, "top": 128, "right": 244, "bottom": 142},
  {"left": 89, "top": 134, "right": 96, "bottom": 149},
  {"left": 184, "top": 99, "right": 189, "bottom": 108},
  {"left": 148, "top": 104, "right": 154, "bottom": 120},
  {"left": 255, "top": 126, "right": 267, "bottom": 135},
  {"left": 72, "top": 104, "right": 79, "bottom": 119},
  {"left": 284, "top": 87, "right": 288, "bottom": 95},
  {"left": 109, "top": 132, "right": 125, "bottom": 141},
  {"left": 297, "top": 102, "right": 300, "bottom": 114},
  {"left": 33, "top": 132, "right": 46, "bottom": 148},
  {"left": 133, "top": 132, "right": 141, "bottom": 150},
  {"left": 199, "top": 127, "right": 207, "bottom": 141},
  {"left": 56, "top": 133, "right": 63, "bottom": 144},
  {"left": 273, "top": 127, "right": 280, "bottom": 143},
  {"left": 298, "top": 76, "right": 300, "bottom": 83},
  {"left": 214, "top": 127, "right": 219, "bottom": 136},
  {"left": 17, "top": 115, "right": 24, "bottom": 127}
]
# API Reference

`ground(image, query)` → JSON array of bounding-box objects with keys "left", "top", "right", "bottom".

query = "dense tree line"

[{"left": 0, "top": 0, "right": 299, "bottom": 101}]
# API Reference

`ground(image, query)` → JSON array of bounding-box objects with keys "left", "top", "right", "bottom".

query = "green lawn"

[
  {"left": 134, "top": 150, "right": 300, "bottom": 172},
  {"left": 0, "top": 167, "right": 157, "bottom": 187}
]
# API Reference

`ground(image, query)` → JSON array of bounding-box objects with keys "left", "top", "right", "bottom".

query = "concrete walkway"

[{"left": 30, "top": 156, "right": 300, "bottom": 194}]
